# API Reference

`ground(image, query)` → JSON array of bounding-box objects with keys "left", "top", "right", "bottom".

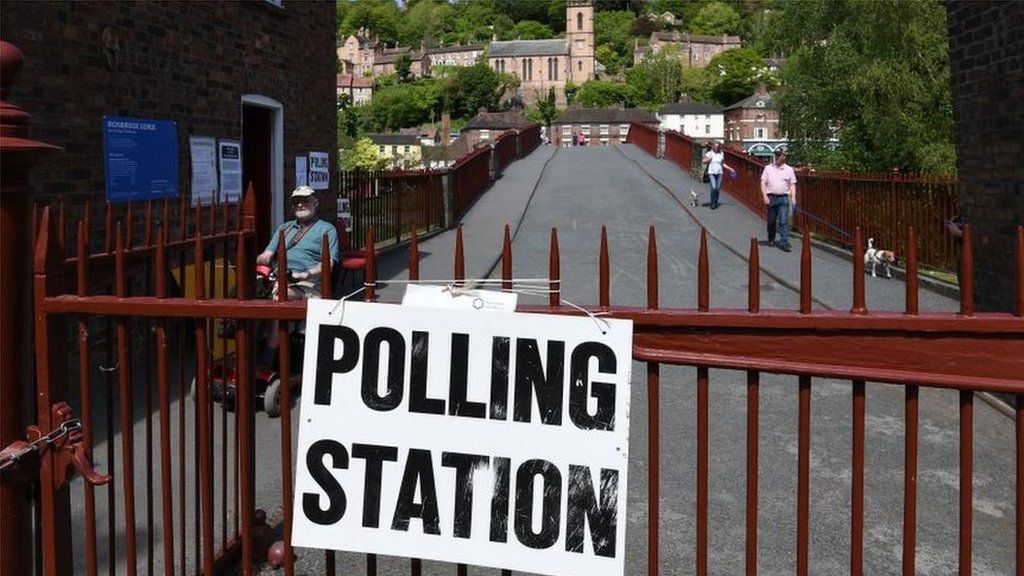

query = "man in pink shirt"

[{"left": 760, "top": 149, "right": 798, "bottom": 251}]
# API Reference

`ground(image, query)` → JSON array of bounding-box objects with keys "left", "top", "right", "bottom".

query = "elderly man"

[
  {"left": 255, "top": 185, "right": 340, "bottom": 366},
  {"left": 256, "top": 185, "right": 340, "bottom": 298},
  {"left": 760, "top": 149, "right": 798, "bottom": 252}
]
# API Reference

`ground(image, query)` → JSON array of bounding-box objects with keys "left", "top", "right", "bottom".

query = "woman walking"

[{"left": 702, "top": 141, "right": 736, "bottom": 209}]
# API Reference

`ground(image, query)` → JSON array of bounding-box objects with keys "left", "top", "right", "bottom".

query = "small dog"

[
  {"left": 864, "top": 238, "right": 897, "bottom": 278},
  {"left": 689, "top": 188, "right": 700, "bottom": 207}
]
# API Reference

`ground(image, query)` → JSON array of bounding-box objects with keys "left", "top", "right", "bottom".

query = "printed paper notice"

[
  {"left": 219, "top": 140, "right": 242, "bottom": 202},
  {"left": 296, "top": 156, "right": 308, "bottom": 188},
  {"left": 190, "top": 136, "right": 217, "bottom": 205}
]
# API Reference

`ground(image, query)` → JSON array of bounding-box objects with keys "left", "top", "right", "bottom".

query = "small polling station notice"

[{"left": 292, "top": 300, "right": 633, "bottom": 576}]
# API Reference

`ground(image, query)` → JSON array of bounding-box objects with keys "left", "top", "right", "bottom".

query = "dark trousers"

[{"left": 766, "top": 195, "right": 791, "bottom": 246}]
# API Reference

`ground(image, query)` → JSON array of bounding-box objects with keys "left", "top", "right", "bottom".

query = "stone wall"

[{"left": 946, "top": 1, "right": 1024, "bottom": 312}]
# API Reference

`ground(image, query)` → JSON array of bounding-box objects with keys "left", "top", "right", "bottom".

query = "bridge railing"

[
  {"left": 493, "top": 130, "right": 518, "bottom": 175},
  {"left": 519, "top": 123, "right": 542, "bottom": 156},
  {"left": 450, "top": 145, "right": 492, "bottom": 219},
  {"left": 338, "top": 168, "right": 445, "bottom": 250},
  {"left": 630, "top": 123, "right": 961, "bottom": 273}
]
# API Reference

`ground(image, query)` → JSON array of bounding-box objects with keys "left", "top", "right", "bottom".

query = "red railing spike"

[
  {"left": 502, "top": 224, "right": 512, "bottom": 291},
  {"left": 194, "top": 230, "right": 206, "bottom": 301},
  {"left": 549, "top": 228, "right": 560, "bottom": 308},
  {"left": 156, "top": 225, "right": 166, "bottom": 299},
  {"left": 365, "top": 227, "right": 377, "bottom": 302},
  {"left": 800, "top": 229, "right": 811, "bottom": 314},
  {"left": 76, "top": 220, "right": 88, "bottom": 297},
  {"left": 906, "top": 227, "right": 919, "bottom": 315},
  {"left": 748, "top": 238, "right": 760, "bottom": 314},
  {"left": 600, "top": 226, "right": 610, "bottom": 308},
  {"left": 1016, "top": 226, "right": 1023, "bottom": 317},
  {"left": 698, "top": 228, "right": 709, "bottom": 311},
  {"left": 852, "top": 227, "right": 867, "bottom": 314},
  {"left": 115, "top": 221, "right": 126, "bottom": 298},
  {"left": 960, "top": 225, "right": 974, "bottom": 316},
  {"left": 410, "top": 229, "right": 420, "bottom": 282},
  {"left": 647, "top": 226, "right": 658, "bottom": 310},
  {"left": 276, "top": 231, "right": 288, "bottom": 302},
  {"left": 455, "top": 225, "right": 465, "bottom": 284}
]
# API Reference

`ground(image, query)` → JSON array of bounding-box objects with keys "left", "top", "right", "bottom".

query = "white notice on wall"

[
  {"left": 218, "top": 140, "right": 242, "bottom": 202},
  {"left": 295, "top": 156, "right": 308, "bottom": 188},
  {"left": 189, "top": 136, "right": 217, "bottom": 205},
  {"left": 308, "top": 151, "right": 330, "bottom": 190},
  {"left": 292, "top": 301, "right": 633, "bottom": 576}
]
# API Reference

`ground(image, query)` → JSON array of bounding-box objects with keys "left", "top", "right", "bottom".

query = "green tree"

[
  {"left": 395, "top": 53, "right": 413, "bottom": 82},
  {"left": 513, "top": 20, "right": 554, "bottom": 40},
  {"left": 443, "top": 63, "right": 506, "bottom": 118},
  {"left": 594, "top": 11, "right": 636, "bottom": 66},
  {"left": 341, "top": 1, "right": 402, "bottom": 45},
  {"left": 536, "top": 87, "right": 559, "bottom": 126},
  {"left": 678, "top": 67, "right": 715, "bottom": 102},
  {"left": 564, "top": 80, "right": 580, "bottom": 105},
  {"left": 706, "top": 48, "right": 773, "bottom": 106},
  {"left": 547, "top": 0, "right": 568, "bottom": 32},
  {"left": 626, "top": 50, "right": 683, "bottom": 108},
  {"left": 342, "top": 138, "right": 389, "bottom": 171},
  {"left": 595, "top": 44, "right": 623, "bottom": 76},
  {"left": 687, "top": 2, "right": 743, "bottom": 36},
  {"left": 576, "top": 80, "right": 631, "bottom": 107},
  {"left": 774, "top": 0, "right": 954, "bottom": 173}
]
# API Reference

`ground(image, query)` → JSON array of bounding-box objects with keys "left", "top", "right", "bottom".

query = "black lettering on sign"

[
  {"left": 448, "top": 333, "right": 485, "bottom": 418},
  {"left": 441, "top": 452, "right": 489, "bottom": 538},
  {"left": 392, "top": 449, "right": 441, "bottom": 535},
  {"left": 514, "top": 459, "right": 561, "bottom": 549},
  {"left": 565, "top": 465, "right": 618, "bottom": 557},
  {"left": 361, "top": 327, "right": 405, "bottom": 411},
  {"left": 302, "top": 440, "right": 348, "bottom": 525},
  {"left": 351, "top": 443, "right": 398, "bottom": 529},
  {"left": 314, "top": 325, "right": 360, "bottom": 406},
  {"left": 489, "top": 456, "right": 511, "bottom": 543},
  {"left": 513, "top": 339, "right": 565, "bottom": 425},
  {"left": 568, "top": 342, "right": 617, "bottom": 431},
  {"left": 409, "top": 331, "right": 444, "bottom": 414},
  {"left": 489, "top": 337, "right": 510, "bottom": 420}
]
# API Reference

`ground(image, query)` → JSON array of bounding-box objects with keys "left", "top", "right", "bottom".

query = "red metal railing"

[
  {"left": 664, "top": 130, "right": 696, "bottom": 173},
  {"left": 30, "top": 173, "right": 1024, "bottom": 576},
  {"left": 493, "top": 130, "right": 518, "bottom": 175},
  {"left": 629, "top": 123, "right": 961, "bottom": 273},
  {"left": 625, "top": 121, "right": 658, "bottom": 156},
  {"left": 450, "top": 145, "right": 491, "bottom": 218},
  {"left": 338, "top": 168, "right": 445, "bottom": 251},
  {"left": 519, "top": 123, "right": 542, "bottom": 156}
]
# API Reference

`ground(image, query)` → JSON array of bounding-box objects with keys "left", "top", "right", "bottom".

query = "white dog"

[
  {"left": 864, "top": 237, "right": 897, "bottom": 278},
  {"left": 689, "top": 188, "right": 700, "bottom": 207}
]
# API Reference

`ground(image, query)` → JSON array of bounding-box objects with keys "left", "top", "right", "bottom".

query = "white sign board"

[
  {"left": 308, "top": 151, "right": 330, "bottom": 190},
  {"left": 189, "top": 136, "right": 218, "bottom": 205},
  {"left": 218, "top": 140, "right": 243, "bottom": 202},
  {"left": 293, "top": 300, "right": 633, "bottom": 576}
]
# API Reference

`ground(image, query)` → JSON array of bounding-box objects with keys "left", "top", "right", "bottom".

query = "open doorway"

[{"left": 241, "top": 95, "right": 283, "bottom": 250}]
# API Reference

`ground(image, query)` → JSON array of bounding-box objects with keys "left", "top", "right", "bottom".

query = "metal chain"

[{"left": 0, "top": 419, "right": 82, "bottom": 472}]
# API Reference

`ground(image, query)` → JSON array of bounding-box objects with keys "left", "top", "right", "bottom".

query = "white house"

[{"left": 657, "top": 99, "right": 724, "bottom": 140}]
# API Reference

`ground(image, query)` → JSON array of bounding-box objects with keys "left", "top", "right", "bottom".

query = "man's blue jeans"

[
  {"left": 767, "top": 194, "right": 791, "bottom": 247},
  {"left": 708, "top": 173, "right": 723, "bottom": 206}
]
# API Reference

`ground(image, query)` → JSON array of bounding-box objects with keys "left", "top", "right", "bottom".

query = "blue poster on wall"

[{"left": 103, "top": 115, "right": 179, "bottom": 203}]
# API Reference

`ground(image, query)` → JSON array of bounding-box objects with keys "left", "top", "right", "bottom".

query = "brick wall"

[
  {"left": 1, "top": 0, "right": 335, "bottom": 213},
  {"left": 946, "top": 1, "right": 1024, "bottom": 313}
]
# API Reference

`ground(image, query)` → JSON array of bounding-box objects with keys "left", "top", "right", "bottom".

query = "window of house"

[
  {"left": 705, "top": 125, "right": 711, "bottom": 134},
  {"left": 562, "top": 125, "right": 571, "bottom": 135},
  {"left": 392, "top": 146, "right": 398, "bottom": 154},
  {"left": 522, "top": 60, "right": 528, "bottom": 80},
  {"left": 379, "top": 145, "right": 385, "bottom": 154},
  {"left": 577, "top": 12, "right": 583, "bottom": 30},
  {"left": 754, "top": 128, "right": 766, "bottom": 139},
  {"left": 581, "top": 125, "right": 591, "bottom": 135},
  {"left": 404, "top": 145, "right": 410, "bottom": 153},
  {"left": 599, "top": 125, "right": 609, "bottom": 135},
  {"left": 481, "top": 129, "right": 490, "bottom": 140},
  {"left": 553, "top": 59, "right": 558, "bottom": 80},
  {"left": 578, "top": 61, "right": 582, "bottom": 72},
  {"left": 756, "top": 114, "right": 765, "bottom": 122}
]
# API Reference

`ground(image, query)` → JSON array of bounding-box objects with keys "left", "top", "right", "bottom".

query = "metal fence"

[
  {"left": 26, "top": 179, "right": 1024, "bottom": 576},
  {"left": 450, "top": 146, "right": 492, "bottom": 219},
  {"left": 337, "top": 168, "right": 445, "bottom": 251},
  {"left": 627, "top": 123, "right": 961, "bottom": 273}
]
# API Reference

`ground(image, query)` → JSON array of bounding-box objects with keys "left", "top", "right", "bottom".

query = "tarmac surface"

[{"left": 72, "top": 144, "right": 1014, "bottom": 576}]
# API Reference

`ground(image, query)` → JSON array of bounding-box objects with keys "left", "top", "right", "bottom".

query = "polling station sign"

[{"left": 293, "top": 300, "right": 633, "bottom": 576}]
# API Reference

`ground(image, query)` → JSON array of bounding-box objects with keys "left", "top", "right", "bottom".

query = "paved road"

[{"left": 72, "top": 144, "right": 1013, "bottom": 576}]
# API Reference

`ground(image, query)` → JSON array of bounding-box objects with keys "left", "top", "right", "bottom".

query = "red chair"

[{"left": 333, "top": 219, "right": 377, "bottom": 296}]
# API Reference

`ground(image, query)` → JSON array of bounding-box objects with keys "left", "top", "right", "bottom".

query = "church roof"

[{"left": 488, "top": 39, "right": 568, "bottom": 58}]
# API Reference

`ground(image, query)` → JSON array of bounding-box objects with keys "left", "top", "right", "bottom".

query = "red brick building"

[
  {"left": 723, "top": 86, "right": 786, "bottom": 159},
  {"left": 1, "top": 0, "right": 336, "bottom": 248}
]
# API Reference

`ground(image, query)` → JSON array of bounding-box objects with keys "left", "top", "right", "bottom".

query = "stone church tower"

[{"left": 567, "top": 1, "right": 594, "bottom": 85}]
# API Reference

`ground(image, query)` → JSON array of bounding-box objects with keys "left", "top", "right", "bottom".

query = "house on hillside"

[
  {"left": 723, "top": 86, "right": 787, "bottom": 158},
  {"left": 461, "top": 110, "right": 535, "bottom": 150},
  {"left": 337, "top": 74, "right": 374, "bottom": 106},
  {"left": 367, "top": 134, "right": 423, "bottom": 169},
  {"left": 551, "top": 107, "right": 658, "bottom": 146},
  {"left": 423, "top": 44, "right": 486, "bottom": 75},
  {"left": 487, "top": 1, "right": 595, "bottom": 106},
  {"left": 658, "top": 99, "right": 724, "bottom": 140},
  {"left": 635, "top": 31, "right": 741, "bottom": 67}
]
